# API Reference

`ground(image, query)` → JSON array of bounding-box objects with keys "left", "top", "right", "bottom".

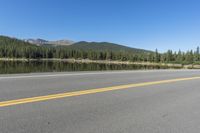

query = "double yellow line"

[{"left": 0, "top": 76, "right": 200, "bottom": 107}]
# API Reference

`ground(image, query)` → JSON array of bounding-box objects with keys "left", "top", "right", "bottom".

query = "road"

[{"left": 1, "top": 70, "right": 200, "bottom": 133}]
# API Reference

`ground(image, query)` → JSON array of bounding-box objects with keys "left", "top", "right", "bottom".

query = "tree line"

[{"left": 0, "top": 36, "right": 199, "bottom": 65}]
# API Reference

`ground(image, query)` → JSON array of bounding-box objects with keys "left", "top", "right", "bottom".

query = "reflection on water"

[{"left": 0, "top": 61, "right": 171, "bottom": 74}]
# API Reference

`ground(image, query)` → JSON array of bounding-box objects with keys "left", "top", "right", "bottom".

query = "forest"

[{"left": 0, "top": 36, "right": 198, "bottom": 65}]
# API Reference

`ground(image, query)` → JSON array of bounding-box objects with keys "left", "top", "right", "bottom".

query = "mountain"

[
  {"left": 24, "top": 39, "right": 48, "bottom": 45},
  {"left": 48, "top": 40, "right": 75, "bottom": 46},
  {"left": 23, "top": 38, "right": 151, "bottom": 53},
  {"left": 24, "top": 38, "right": 75, "bottom": 46}
]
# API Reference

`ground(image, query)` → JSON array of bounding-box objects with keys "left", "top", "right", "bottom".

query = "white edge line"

[
  {"left": 0, "top": 70, "right": 148, "bottom": 80},
  {"left": 0, "top": 69, "right": 198, "bottom": 80}
]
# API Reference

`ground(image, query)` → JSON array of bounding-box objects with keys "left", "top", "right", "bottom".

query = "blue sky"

[{"left": 0, "top": 0, "right": 200, "bottom": 52}]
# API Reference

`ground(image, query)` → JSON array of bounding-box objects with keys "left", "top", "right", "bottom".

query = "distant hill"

[
  {"left": 48, "top": 40, "right": 75, "bottom": 46},
  {"left": 68, "top": 41, "right": 152, "bottom": 54},
  {"left": 24, "top": 39, "right": 48, "bottom": 45},
  {"left": 24, "top": 38, "right": 75, "bottom": 46}
]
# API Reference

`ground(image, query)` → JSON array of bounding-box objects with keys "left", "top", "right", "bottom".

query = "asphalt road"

[{"left": 1, "top": 70, "right": 200, "bottom": 133}]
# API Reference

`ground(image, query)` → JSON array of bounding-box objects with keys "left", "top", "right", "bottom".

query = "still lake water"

[{"left": 0, "top": 61, "right": 172, "bottom": 74}]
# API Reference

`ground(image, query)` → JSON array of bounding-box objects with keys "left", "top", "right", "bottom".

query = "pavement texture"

[{"left": 1, "top": 70, "right": 200, "bottom": 133}]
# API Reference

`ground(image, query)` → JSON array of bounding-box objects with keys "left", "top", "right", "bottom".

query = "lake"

[{"left": 0, "top": 61, "right": 173, "bottom": 74}]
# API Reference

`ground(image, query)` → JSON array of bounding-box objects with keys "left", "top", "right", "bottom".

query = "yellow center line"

[{"left": 0, "top": 76, "right": 200, "bottom": 107}]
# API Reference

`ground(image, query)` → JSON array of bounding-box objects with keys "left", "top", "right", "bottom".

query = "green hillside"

[
  {"left": 0, "top": 36, "right": 36, "bottom": 47},
  {"left": 68, "top": 41, "right": 151, "bottom": 54},
  {"left": 0, "top": 36, "right": 46, "bottom": 58}
]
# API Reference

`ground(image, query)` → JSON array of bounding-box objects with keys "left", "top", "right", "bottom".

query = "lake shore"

[{"left": 0, "top": 58, "right": 199, "bottom": 69}]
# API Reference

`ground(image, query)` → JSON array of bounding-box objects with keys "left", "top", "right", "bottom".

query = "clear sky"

[{"left": 0, "top": 0, "right": 200, "bottom": 52}]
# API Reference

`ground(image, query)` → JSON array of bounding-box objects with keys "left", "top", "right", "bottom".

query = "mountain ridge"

[{"left": 10, "top": 36, "right": 151, "bottom": 53}]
